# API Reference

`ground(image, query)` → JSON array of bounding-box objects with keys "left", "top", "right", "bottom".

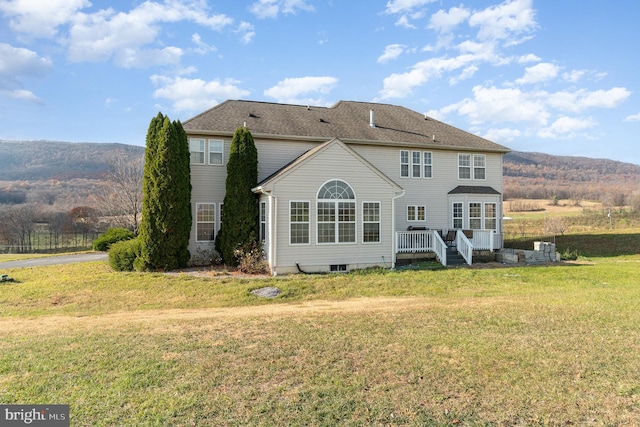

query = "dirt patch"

[{"left": 0, "top": 297, "right": 435, "bottom": 335}]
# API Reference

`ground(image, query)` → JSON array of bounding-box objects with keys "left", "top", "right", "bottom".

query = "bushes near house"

[
  {"left": 93, "top": 228, "right": 136, "bottom": 251},
  {"left": 108, "top": 238, "right": 141, "bottom": 271}
]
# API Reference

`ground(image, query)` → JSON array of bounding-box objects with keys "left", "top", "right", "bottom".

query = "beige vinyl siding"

[
  {"left": 268, "top": 142, "right": 397, "bottom": 274},
  {"left": 351, "top": 144, "right": 502, "bottom": 233}
]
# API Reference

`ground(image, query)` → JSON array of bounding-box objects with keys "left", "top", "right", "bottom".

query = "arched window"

[{"left": 317, "top": 180, "right": 356, "bottom": 244}]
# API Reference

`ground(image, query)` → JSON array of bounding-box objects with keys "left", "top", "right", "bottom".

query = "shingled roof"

[{"left": 183, "top": 100, "right": 510, "bottom": 152}]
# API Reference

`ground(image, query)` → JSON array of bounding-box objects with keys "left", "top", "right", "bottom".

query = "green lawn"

[{"left": 1, "top": 258, "right": 640, "bottom": 425}]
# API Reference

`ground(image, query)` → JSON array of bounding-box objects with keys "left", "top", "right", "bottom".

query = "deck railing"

[
  {"left": 396, "top": 230, "right": 434, "bottom": 253},
  {"left": 396, "top": 229, "right": 502, "bottom": 266}
]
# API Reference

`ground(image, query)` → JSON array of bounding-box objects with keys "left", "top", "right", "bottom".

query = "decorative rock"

[{"left": 250, "top": 287, "right": 281, "bottom": 298}]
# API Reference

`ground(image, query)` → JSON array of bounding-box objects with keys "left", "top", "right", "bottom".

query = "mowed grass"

[{"left": 1, "top": 257, "right": 640, "bottom": 425}]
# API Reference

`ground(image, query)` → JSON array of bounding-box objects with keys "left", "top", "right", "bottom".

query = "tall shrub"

[
  {"left": 216, "top": 127, "right": 259, "bottom": 266},
  {"left": 136, "top": 112, "right": 192, "bottom": 271}
]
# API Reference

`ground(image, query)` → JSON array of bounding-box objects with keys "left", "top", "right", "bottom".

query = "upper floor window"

[
  {"left": 401, "top": 150, "right": 433, "bottom": 179},
  {"left": 458, "top": 154, "right": 471, "bottom": 180},
  {"left": 400, "top": 150, "right": 409, "bottom": 178},
  {"left": 412, "top": 151, "right": 421, "bottom": 178},
  {"left": 459, "top": 153, "right": 486, "bottom": 180},
  {"left": 190, "top": 139, "right": 206, "bottom": 164},
  {"left": 209, "top": 140, "right": 224, "bottom": 165},
  {"left": 423, "top": 152, "right": 432, "bottom": 178},
  {"left": 190, "top": 138, "right": 224, "bottom": 165},
  {"left": 474, "top": 154, "right": 486, "bottom": 180}
]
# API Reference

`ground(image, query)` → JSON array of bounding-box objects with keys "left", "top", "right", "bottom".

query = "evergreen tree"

[
  {"left": 136, "top": 112, "right": 192, "bottom": 271},
  {"left": 216, "top": 127, "right": 259, "bottom": 266}
]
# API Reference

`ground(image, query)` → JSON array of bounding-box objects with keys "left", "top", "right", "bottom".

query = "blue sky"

[{"left": 1, "top": 0, "right": 639, "bottom": 164}]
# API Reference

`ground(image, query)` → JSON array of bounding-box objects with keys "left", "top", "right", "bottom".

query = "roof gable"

[
  {"left": 184, "top": 100, "right": 510, "bottom": 153},
  {"left": 253, "top": 138, "right": 402, "bottom": 194}
]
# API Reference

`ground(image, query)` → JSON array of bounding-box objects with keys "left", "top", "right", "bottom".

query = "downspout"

[
  {"left": 253, "top": 186, "right": 278, "bottom": 276},
  {"left": 391, "top": 190, "right": 406, "bottom": 269}
]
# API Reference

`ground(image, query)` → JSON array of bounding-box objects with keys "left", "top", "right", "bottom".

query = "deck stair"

[{"left": 445, "top": 245, "right": 466, "bottom": 267}]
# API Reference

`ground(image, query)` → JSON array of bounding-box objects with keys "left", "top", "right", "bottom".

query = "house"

[{"left": 182, "top": 100, "right": 510, "bottom": 274}]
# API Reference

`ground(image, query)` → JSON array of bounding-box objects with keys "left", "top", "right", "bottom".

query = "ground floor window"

[
  {"left": 362, "top": 202, "right": 380, "bottom": 243},
  {"left": 196, "top": 203, "right": 215, "bottom": 241},
  {"left": 469, "top": 202, "right": 482, "bottom": 229},
  {"left": 260, "top": 202, "right": 266, "bottom": 242},
  {"left": 485, "top": 202, "right": 497, "bottom": 230},
  {"left": 290, "top": 201, "right": 309, "bottom": 244},
  {"left": 407, "top": 205, "right": 425, "bottom": 221},
  {"left": 452, "top": 202, "right": 463, "bottom": 229}
]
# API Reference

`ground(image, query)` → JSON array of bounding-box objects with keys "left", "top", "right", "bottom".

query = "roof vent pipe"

[{"left": 369, "top": 109, "right": 375, "bottom": 128}]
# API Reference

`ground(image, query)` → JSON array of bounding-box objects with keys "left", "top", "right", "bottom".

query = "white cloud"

[
  {"left": 0, "top": 42, "right": 52, "bottom": 77},
  {"left": 538, "top": 116, "right": 597, "bottom": 139},
  {"left": 468, "top": 0, "right": 536, "bottom": 43},
  {"left": 191, "top": 33, "right": 217, "bottom": 54},
  {"left": 517, "top": 53, "right": 540, "bottom": 63},
  {"left": 264, "top": 76, "right": 338, "bottom": 105},
  {"left": 454, "top": 85, "right": 550, "bottom": 126},
  {"left": 384, "top": 0, "right": 436, "bottom": 15},
  {"left": 378, "top": 54, "right": 477, "bottom": 99},
  {"left": 0, "top": 88, "right": 43, "bottom": 103},
  {"left": 151, "top": 75, "right": 250, "bottom": 112},
  {"left": 449, "top": 65, "right": 479, "bottom": 85},
  {"left": 0, "top": 43, "right": 51, "bottom": 102},
  {"left": 66, "top": 2, "right": 233, "bottom": 67},
  {"left": 546, "top": 87, "right": 631, "bottom": 113},
  {"left": 0, "top": 0, "right": 90, "bottom": 38},
  {"left": 483, "top": 127, "right": 522, "bottom": 143},
  {"left": 428, "top": 6, "right": 470, "bottom": 33},
  {"left": 237, "top": 22, "right": 255, "bottom": 44},
  {"left": 378, "top": 44, "right": 406, "bottom": 64},
  {"left": 515, "top": 62, "right": 559, "bottom": 85},
  {"left": 249, "top": 0, "right": 314, "bottom": 19},
  {"left": 625, "top": 113, "right": 640, "bottom": 122},
  {"left": 2, "top": 1, "right": 234, "bottom": 68}
]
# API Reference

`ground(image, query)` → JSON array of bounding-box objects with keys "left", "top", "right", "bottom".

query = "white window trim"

[
  {"left": 362, "top": 201, "right": 381, "bottom": 244},
  {"left": 458, "top": 153, "right": 471, "bottom": 180},
  {"left": 260, "top": 201, "right": 267, "bottom": 243},
  {"left": 407, "top": 205, "right": 426, "bottom": 222},
  {"left": 189, "top": 138, "right": 206, "bottom": 165},
  {"left": 289, "top": 200, "right": 310, "bottom": 246},
  {"left": 400, "top": 150, "right": 409, "bottom": 178},
  {"left": 469, "top": 202, "right": 482, "bottom": 230},
  {"left": 473, "top": 154, "right": 486, "bottom": 180},
  {"left": 208, "top": 139, "right": 224, "bottom": 166},
  {"left": 423, "top": 151, "right": 433, "bottom": 179},
  {"left": 484, "top": 202, "right": 497, "bottom": 230},
  {"left": 452, "top": 202, "right": 464, "bottom": 229},
  {"left": 195, "top": 202, "right": 216, "bottom": 242},
  {"left": 411, "top": 151, "right": 421, "bottom": 178}
]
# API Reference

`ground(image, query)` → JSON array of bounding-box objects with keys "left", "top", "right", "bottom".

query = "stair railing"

[{"left": 456, "top": 230, "right": 473, "bottom": 265}]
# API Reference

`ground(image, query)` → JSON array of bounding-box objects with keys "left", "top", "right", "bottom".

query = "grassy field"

[{"left": 2, "top": 251, "right": 640, "bottom": 426}]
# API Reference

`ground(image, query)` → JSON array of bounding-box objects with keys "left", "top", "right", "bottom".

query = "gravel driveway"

[{"left": 0, "top": 252, "right": 108, "bottom": 269}]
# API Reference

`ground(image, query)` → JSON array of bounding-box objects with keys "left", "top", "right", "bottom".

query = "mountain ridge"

[{"left": 1, "top": 140, "right": 638, "bottom": 203}]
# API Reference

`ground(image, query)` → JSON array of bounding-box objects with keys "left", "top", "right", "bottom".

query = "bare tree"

[
  {"left": 96, "top": 150, "right": 144, "bottom": 233},
  {"left": 2, "top": 204, "right": 39, "bottom": 252}
]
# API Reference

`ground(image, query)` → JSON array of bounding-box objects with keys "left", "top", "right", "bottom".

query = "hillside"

[
  {"left": 0, "top": 140, "right": 145, "bottom": 181},
  {"left": 503, "top": 151, "right": 640, "bottom": 202},
  {"left": 0, "top": 140, "right": 638, "bottom": 206}
]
